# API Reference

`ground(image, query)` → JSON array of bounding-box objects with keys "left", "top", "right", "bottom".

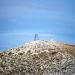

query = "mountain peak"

[{"left": 0, "top": 40, "right": 75, "bottom": 75}]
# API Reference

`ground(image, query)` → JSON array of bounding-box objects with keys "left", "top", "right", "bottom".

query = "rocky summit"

[{"left": 0, "top": 40, "right": 75, "bottom": 75}]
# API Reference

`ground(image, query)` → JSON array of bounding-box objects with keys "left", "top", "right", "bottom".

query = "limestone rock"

[{"left": 0, "top": 40, "right": 75, "bottom": 75}]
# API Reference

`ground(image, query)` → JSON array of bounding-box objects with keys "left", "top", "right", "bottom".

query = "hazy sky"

[{"left": 0, "top": 0, "right": 75, "bottom": 50}]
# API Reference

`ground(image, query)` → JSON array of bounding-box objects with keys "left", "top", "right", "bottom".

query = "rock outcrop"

[{"left": 0, "top": 40, "right": 75, "bottom": 75}]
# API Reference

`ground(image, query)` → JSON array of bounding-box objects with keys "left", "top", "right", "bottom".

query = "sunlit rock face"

[{"left": 0, "top": 40, "right": 75, "bottom": 75}]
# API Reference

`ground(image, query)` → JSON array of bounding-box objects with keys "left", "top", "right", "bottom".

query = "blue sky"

[{"left": 0, "top": 0, "right": 75, "bottom": 50}]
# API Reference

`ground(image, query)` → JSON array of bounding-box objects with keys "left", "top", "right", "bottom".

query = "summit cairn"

[
  {"left": 34, "top": 34, "right": 39, "bottom": 41},
  {"left": 0, "top": 40, "right": 75, "bottom": 75}
]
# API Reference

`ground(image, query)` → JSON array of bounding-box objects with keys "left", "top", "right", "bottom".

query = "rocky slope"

[{"left": 0, "top": 40, "right": 75, "bottom": 75}]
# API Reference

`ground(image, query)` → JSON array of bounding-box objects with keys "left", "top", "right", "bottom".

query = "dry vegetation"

[{"left": 64, "top": 44, "right": 75, "bottom": 57}]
